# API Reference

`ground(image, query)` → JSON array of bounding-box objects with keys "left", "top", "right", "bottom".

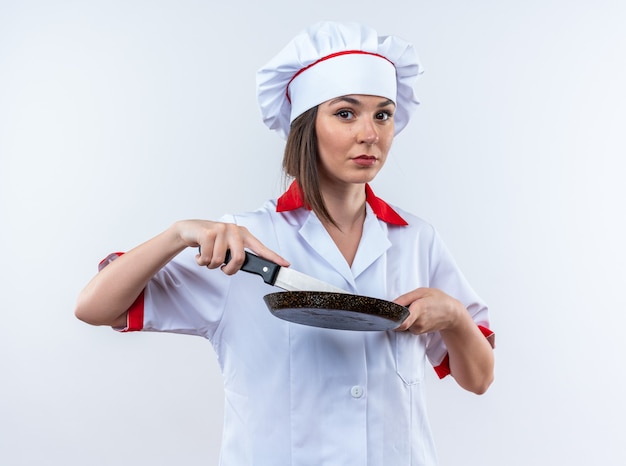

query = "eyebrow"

[{"left": 327, "top": 96, "right": 395, "bottom": 108}]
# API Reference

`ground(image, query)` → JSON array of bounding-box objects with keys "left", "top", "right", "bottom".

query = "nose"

[{"left": 357, "top": 119, "right": 379, "bottom": 145}]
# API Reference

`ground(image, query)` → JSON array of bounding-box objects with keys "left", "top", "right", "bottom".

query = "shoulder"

[
  {"left": 381, "top": 204, "right": 453, "bottom": 261},
  {"left": 385, "top": 203, "right": 437, "bottom": 236},
  {"left": 217, "top": 198, "right": 309, "bottom": 247},
  {"left": 224, "top": 198, "right": 310, "bottom": 227},
  {"left": 218, "top": 199, "right": 278, "bottom": 224}
]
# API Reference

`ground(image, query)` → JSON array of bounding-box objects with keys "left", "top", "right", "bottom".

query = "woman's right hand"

[
  {"left": 174, "top": 219, "right": 290, "bottom": 274},
  {"left": 75, "top": 219, "right": 288, "bottom": 327}
]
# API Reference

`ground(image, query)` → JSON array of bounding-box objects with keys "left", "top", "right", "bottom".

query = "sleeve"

[
  {"left": 424, "top": 229, "right": 495, "bottom": 378},
  {"left": 99, "top": 246, "right": 232, "bottom": 340}
]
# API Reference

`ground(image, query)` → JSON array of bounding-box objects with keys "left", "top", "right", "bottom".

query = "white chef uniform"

[{"left": 103, "top": 182, "right": 493, "bottom": 466}]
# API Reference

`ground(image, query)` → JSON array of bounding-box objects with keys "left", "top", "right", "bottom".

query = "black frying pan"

[
  {"left": 263, "top": 291, "right": 410, "bottom": 331},
  {"left": 216, "top": 249, "right": 410, "bottom": 331}
]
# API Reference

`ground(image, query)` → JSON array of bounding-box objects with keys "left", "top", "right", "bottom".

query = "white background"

[{"left": 1, "top": 1, "right": 625, "bottom": 465}]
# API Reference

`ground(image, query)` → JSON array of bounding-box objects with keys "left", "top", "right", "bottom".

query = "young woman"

[{"left": 76, "top": 21, "right": 494, "bottom": 465}]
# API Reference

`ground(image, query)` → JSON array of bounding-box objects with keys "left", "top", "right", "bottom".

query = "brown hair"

[{"left": 282, "top": 106, "right": 337, "bottom": 227}]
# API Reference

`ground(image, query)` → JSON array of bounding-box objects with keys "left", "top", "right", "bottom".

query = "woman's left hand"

[
  {"left": 392, "top": 287, "right": 465, "bottom": 335},
  {"left": 393, "top": 287, "right": 495, "bottom": 394}
]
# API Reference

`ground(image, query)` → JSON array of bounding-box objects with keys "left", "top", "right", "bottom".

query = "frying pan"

[
  {"left": 263, "top": 291, "right": 410, "bottom": 331},
  {"left": 217, "top": 249, "right": 410, "bottom": 331}
]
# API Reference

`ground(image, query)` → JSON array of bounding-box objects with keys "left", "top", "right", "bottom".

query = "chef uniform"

[{"left": 103, "top": 21, "right": 494, "bottom": 466}]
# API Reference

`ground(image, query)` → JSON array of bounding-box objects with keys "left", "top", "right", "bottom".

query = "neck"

[
  {"left": 318, "top": 183, "right": 367, "bottom": 267},
  {"left": 320, "top": 183, "right": 367, "bottom": 232}
]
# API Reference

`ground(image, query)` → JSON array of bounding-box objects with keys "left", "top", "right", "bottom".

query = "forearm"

[
  {"left": 75, "top": 218, "right": 290, "bottom": 327},
  {"left": 74, "top": 224, "right": 187, "bottom": 326},
  {"left": 440, "top": 306, "right": 494, "bottom": 394}
]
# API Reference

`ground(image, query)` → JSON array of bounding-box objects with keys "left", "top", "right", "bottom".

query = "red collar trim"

[{"left": 276, "top": 181, "right": 408, "bottom": 226}]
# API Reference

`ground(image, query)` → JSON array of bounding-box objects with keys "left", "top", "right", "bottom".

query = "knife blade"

[{"left": 225, "top": 250, "right": 349, "bottom": 294}]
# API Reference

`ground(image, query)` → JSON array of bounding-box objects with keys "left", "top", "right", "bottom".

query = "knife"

[{"left": 225, "top": 250, "right": 349, "bottom": 294}]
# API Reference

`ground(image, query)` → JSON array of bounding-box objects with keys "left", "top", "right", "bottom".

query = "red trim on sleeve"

[
  {"left": 434, "top": 354, "right": 451, "bottom": 379},
  {"left": 433, "top": 325, "right": 496, "bottom": 379},
  {"left": 98, "top": 252, "right": 124, "bottom": 271},
  {"left": 478, "top": 325, "right": 496, "bottom": 348},
  {"left": 120, "top": 290, "right": 145, "bottom": 332}
]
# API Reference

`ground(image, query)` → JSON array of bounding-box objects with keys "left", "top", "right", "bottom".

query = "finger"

[
  {"left": 244, "top": 236, "right": 290, "bottom": 267},
  {"left": 196, "top": 241, "right": 215, "bottom": 267},
  {"left": 196, "top": 223, "right": 232, "bottom": 270},
  {"left": 394, "top": 315, "right": 428, "bottom": 335},
  {"left": 394, "top": 310, "right": 417, "bottom": 332},
  {"left": 220, "top": 245, "right": 246, "bottom": 275},
  {"left": 393, "top": 287, "right": 429, "bottom": 307}
]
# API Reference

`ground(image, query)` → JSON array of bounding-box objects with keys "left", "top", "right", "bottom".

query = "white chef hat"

[{"left": 256, "top": 21, "right": 422, "bottom": 139}]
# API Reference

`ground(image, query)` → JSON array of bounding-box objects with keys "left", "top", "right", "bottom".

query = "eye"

[
  {"left": 375, "top": 110, "right": 393, "bottom": 121},
  {"left": 335, "top": 109, "right": 355, "bottom": 120}
]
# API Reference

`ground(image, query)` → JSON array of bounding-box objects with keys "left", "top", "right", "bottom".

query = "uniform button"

[{"left": 350, "top": 385, "right": 364, "bottom": 398}]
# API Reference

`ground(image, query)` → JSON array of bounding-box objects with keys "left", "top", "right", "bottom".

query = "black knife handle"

[{"left": 224, "top": 250, "right": 281, "bottom": 286}]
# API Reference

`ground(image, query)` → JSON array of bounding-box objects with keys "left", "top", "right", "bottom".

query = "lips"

[{"left": 352, "top": 155, "right": 378, "bottom": 166}]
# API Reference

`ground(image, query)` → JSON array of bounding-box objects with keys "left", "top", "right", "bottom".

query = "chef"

[{"left": 76, "top": 21, "right": 495, "bottom": 466}]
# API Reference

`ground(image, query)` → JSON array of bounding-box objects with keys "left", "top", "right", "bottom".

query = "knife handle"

[{"left": 224, "top": 250, "right": 281, "bottom": 286}]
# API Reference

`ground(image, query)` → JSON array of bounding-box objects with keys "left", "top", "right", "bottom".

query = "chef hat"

[{"left": 256, "top": 21, "right": 422, "bottom": 139}]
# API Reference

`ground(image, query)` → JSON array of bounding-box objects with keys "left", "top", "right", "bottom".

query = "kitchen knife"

[{"left": 225, "top": 250, "right": 349, "bottom": 294}]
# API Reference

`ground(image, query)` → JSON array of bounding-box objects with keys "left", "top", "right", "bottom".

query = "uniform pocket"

[{"left": 394, "top": 332, "right": 426, "bottom": 385}]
